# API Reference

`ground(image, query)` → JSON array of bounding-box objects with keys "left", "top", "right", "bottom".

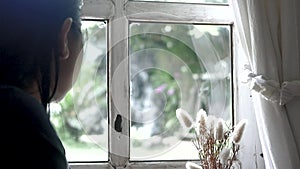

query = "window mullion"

[
  {"left": 108, "top": 0, "right": 130, "bottom": 168},
  {"left": 127, "top": 161, "right": 190, "bottom": 169},
  {"left": 125, "top": 1, "right": 233, "bottom": 24},
  {"left": 82, "top": 0, "right": 114, "bottom": 19}
]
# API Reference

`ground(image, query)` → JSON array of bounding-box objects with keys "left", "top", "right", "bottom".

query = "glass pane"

[
  {"left": 130, "top": 23, "right": 231, "bottom": 160},
  {"left": 130, "top": 0, "right": 228, "bottom": 4},
  {"left": 50, "top": 21, "right": 108, "bottom": 162}
]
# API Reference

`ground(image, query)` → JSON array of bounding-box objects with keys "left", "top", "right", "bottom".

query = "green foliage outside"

[{"left": 50, "top": 21, "right": 231, "bottom": 157}]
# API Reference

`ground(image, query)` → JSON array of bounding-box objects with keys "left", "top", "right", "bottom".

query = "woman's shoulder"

[
  {"left": 0, "top": 84, "right": 43, "bottom": 109},
  {"left": 0, "top": 84, "right": 62, "bottom": 143},
  {"left": 0, "top": 85, "right": 68, "bottom": 168}
]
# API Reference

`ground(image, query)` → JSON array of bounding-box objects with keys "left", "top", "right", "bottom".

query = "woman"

[{"left": 0, "top": 0, "right": 84, "bottom": 168}]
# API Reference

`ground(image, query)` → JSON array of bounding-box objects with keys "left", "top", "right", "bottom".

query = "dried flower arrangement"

[{"left": 176, "top": 108, "right": 247, "bottom": 169}]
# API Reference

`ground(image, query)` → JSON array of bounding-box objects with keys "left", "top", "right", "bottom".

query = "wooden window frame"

[{"left": 70, "top": 0, "right": 233, "bottom": 168}]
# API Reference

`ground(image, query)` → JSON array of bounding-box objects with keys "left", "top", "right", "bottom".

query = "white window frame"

[{"left": 70, "top": 0, "right": 234, "bottom": 168}]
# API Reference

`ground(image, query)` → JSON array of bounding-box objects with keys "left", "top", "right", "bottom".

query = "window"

[
  {"left": 50, "top": 20, "right": 108, "bottom": 162},
  {"left": 50, "top": 0, "right": 233, "bottom": 168},
  {"left": 130, "top": 0, "right": 228, "bottom": 4},
  {"left": 130, "top": 22, "right": 231, "bottom": 161}
]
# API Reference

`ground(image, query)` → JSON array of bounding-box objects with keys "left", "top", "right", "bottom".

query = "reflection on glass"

[
  {"left": 130, "top": 0, "right": 228, "bottom": 4},
  {"left": 50, "top": 21, "right": 108, "bottom": 162},
  {"left": 129, "top": 23, "right": 231, "bottom": 160}
]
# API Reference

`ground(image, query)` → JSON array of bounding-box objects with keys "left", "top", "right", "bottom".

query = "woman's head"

[{"left": 0, "top": 0, "right": 84, "bottom": 108}]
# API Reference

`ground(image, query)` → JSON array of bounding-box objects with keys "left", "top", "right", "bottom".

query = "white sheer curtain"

[{"left": 230, "top": 0, "right": 300, "bottom": 168}]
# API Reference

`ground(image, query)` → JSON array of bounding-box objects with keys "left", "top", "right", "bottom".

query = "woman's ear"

[{"left": 59, "top": 18, "right": 73, "bottom": 60}]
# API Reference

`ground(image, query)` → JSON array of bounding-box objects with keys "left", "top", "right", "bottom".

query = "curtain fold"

[{"left": 230, "top": 0, "right": 300, "bottom": 168}]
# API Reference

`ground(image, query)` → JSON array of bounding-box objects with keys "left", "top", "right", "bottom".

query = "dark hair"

[{"left": 0, "top": 0, "right": 83, "bottom": 109}]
